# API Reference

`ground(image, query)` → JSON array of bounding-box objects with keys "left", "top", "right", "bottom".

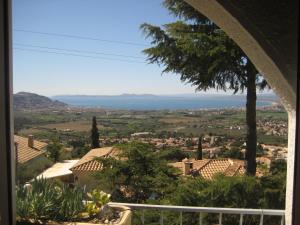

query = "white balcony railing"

[{"left": 108, "top": 202, "right": 285, "bottom": 225}]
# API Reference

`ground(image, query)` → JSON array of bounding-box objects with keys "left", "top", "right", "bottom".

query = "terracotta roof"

[
  {"left": 169, "top": 158, "right": 246, "bottom": 179},
  {"left": 14, "top": 135, "right": 47, "bottom": 164},
  {"left": 71, "top": 147, "right": 119, "bottom": 171},
  {"left": 224, "top": 161, "right": 245, "bottom": 176},
  {"left": 199, "top": 159, "right": 232, "bottom": 179},
  {"left": 192, "top": 159, "right": 211, "bottom": 169}
]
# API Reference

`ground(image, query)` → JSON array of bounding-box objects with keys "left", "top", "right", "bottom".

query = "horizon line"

[{"left": 13, "top": 91, "right": 276, "bottom": 98}]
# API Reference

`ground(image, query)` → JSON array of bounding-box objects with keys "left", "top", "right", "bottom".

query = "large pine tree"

[
  {"left": 141, "top": 0, "right": 268, "bottom": 175},
  {"left": 91, "top": 116, "right": 100, "bottom": 148}
]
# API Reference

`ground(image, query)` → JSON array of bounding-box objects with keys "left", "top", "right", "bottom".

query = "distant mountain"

[
  {"left": 14, "top": 92, "right": 68, "bottom": 110},
  {"left": 120, "top": 93, "right": 158, "bottom": 98}
]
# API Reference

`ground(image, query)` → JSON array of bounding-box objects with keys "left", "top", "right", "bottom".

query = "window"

[{"left": 0, "top": 1, "right": 298, "bottom": 225}]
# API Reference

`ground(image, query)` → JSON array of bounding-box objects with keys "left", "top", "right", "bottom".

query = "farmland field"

[{"left": 15, "top": 106, "right": 288, "bottom": 147}]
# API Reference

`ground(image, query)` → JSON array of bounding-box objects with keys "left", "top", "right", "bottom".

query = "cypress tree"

[
  {"left": 91, "top": 116, "right": 100, "bottom": 148},
  {"left": 196, "top": 136, "right": 203, "bottom": 160}
]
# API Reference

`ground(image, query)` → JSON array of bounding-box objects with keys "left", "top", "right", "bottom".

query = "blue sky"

[
  {"left": 13, "top": 0, "right": 272, "bottom": 97},
  {"left": 13, "top": 0, "right": 204, "bottom": 96}
]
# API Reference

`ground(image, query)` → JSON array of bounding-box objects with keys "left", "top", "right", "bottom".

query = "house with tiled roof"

[
  {"left": 36, "top": 160, "right": 79, "bottom": 183},
  {"left": 70, "top": 147, "right": 120, "bottom": 189},
  {"left": 169, "top": 158, "right": 245, "bottom": 179},
  {"left": 14, "top": 135, "right": 47, "bottom": 164},
  {"left": 14, "top": 135, "right": 51, "bottom": 183}
]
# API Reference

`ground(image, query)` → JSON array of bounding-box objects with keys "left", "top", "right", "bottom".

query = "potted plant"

[{"left": 16, "top": 178, "right": 131, "bottom": 225}]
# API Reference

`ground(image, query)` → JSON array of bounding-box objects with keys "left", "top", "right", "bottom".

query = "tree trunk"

[{"left": 245, "top": 64, "right": 257, "bottom": 176}]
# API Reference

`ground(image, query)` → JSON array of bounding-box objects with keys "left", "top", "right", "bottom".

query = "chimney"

[
  {"left": 182, "top": 158, "right": 193, "bottom": 175},
  {"left": 28, "top": 135, "right": 34, "bottom": 148}
]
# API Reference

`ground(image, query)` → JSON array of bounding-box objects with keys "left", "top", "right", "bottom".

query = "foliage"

[
  {"left": 196, "top": 136, "right": 203, "bottom": 160},
  {"left": 141, "top": 0, "right": 267, "bottom": 92},
  {"left": 69, "top": 138, "right": 90, "bottom": 158},
  {"left": 185, "top": 138, "right": 194, "bottom": 147},
  {"left": 85, "top": 190, "right": 111, "bottom": 217},
  {"left": 256, "top": 144, "right": 265, "bottom": 156},
  {"left": 58, "top": 184, "right": 86, "bottom": 220},
  {"left": 16, "top": 178, "right": 85, "bottom": 222},
  {"left": 230, "top": 139, "right": 244, "bottom": 147},
  {"left": 219, "top": 146, "right": 244, "bottom": 159},
  {"left": 91, "top": 116, "right": 100, "bottom": 148},
  {"left": 157, "top": 147, "right": 188, "bottom": 162},
  {"left": 141, "top": 175, "right": 285, "bottom": 225},
  {"left": 140, "top": 0, "right": 270, "bottom": 175},
  {"left": 47, "top": 139, "right": 62, "bottom": 162},
  {"left": 270, "top": 159, "right": 287, "bottom": 175},
  {"left": 259, "top": 160, "right": 287, "bottom": 208},
  {"left": 95, "top": 142, "right": 179, "bottom": 203}
]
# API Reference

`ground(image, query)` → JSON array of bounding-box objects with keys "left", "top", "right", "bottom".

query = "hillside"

[{"left": 14, "top": 92, "right": 68, "bottom": 110}]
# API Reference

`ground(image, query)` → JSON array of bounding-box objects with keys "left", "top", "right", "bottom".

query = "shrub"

[
  {"left": 157, "top": 147, "right": 188, "bottom": 162},
  {"left": 85, "top": 190, "right": 111, "bottom": 217},
  {"left": 16, "top": 178, "right": 85, "bottom": 222}
]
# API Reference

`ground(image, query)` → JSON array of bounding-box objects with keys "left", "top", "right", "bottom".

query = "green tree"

[
  {"left": 161, "top": 176, "right": 264, "bottom": 225},
  {"left": 95, "top": 142, "right": 178, "bottom": 203},
  {"left": 91, "top": 116, "right": 100, "bottom": 148},
  {"left": 157, "top": 146, "right": 188, "bottom": 162},
  {"left": 196, "top": 136, "right": 203, "bottom": 160},
  {"left": 69, "top": 138, "right": 89, "bottom": 158},
  {"left": 270, "top": 159, "right": 287, "bottom": 176},
  {"left": 219, "top": 146, "right": 244, "bottom": 159},
  {"left": 47, "top": 139, "right": 62, "bottom": 162},
  {"left": 141, "top": 0, "right": 268, "bottom": 175},
  {"left": 185, "top": 138, "right": 193, "bottom": 148}
]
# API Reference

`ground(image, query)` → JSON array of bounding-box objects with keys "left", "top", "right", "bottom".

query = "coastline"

[
  {"left": 63, "top": 100, "right": 283, "bottom": 113},
  {"left": 55, "top": 95, "right": 280, "bottom": 111}
]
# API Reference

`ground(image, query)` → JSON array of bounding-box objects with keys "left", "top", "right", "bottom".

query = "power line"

[
  {"left": 13, "top": 47, "right": 146, "bottom": 64},
  {"left": 14, "top": 43, "right": 145, "bottom": 59},
  {"left": 14, "top": 29, "right": 150, "bottom": 47}
]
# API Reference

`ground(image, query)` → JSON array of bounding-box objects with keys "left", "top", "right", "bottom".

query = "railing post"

[
  {"left": 141, "top": 209, "right": 145, "bottom": 225},
  {"left": 219, "top": 213, "right": 222, "bottom": 225},
  {"left": 160, "top": 211, "right": 164, "bottom": 225},
  {"left": 199, "top": 212, "right": 203, "bottom": 225},
  {"left": 260, "top": 213, "right": 264, "bottom": 225},
  {"left": 239, "top": 214, "right": 243, "bottom": 225},
  {"left": 281, "top": 215, "right": 285, "bottom": 225},
  {"left": 180, "top": 211, "right": 183, "bottom": 225}
]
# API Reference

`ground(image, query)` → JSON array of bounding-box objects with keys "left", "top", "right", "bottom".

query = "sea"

[{"left": 52, "top": 94, "right": 278, "bottom": 110}]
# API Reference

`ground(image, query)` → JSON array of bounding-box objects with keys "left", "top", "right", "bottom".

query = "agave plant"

[
  {"left": 16, "top": 185, "right": 31, "bottom": 220},
  {"left": 58, "top": 184, "right": 85, "bottom": 221},
  {"left": 16, "top": 178, "right": 59, "bottom": 221},
  {"left": 29, "top": 179, "right": 60, "bottom": 220},
  {"left": 16, "top": 178, "right": 85, "bottom": 222}
]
